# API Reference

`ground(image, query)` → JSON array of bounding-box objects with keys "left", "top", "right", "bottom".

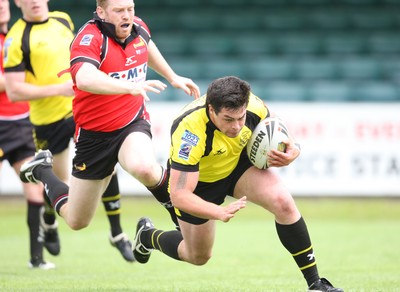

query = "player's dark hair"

[{"left": 206, "top": 76, "right": 250, "bottom": 114}]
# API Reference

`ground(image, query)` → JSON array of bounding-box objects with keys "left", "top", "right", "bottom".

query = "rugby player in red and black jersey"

[{"left": 20, "top": 0, "right": 200, "bottom": 244}]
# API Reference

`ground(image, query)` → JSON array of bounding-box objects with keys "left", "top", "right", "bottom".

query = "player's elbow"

[
  {"left": 75, "top": 76, "right": 92, "bottom": 92},
  {"left": 170, "top": 191, "right": 184, "bottom": 210},
  {"left": 5, "top": 87, "right": 20, "bottom": 102}
]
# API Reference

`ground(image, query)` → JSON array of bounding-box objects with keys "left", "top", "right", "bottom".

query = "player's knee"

[
  {"left": 273, "top": 194, "right": 298, "bottom": 217},
  {"left": 67, "top": 218, "right": 90, "bottom": 231},
  {"left": 188, "top": 253, "right": 212, "bottom": 266},
  {"left": 128, "top": 163, "right": 159, "bottom": 185}
]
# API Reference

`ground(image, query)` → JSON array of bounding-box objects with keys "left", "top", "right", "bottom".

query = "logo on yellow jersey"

[{"left": 74, "top": 163, "right": 87, "bottom": 171}]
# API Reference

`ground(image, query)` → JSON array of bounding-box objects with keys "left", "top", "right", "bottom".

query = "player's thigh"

[
  {"left": 118, "top": 132, "right": 159, "bottom": 179},
  {"left": 234, "top": 166, "right": 292, "bottom": 209},
  {"left": 66, "top": 175, "right": 111, "bottom": 225}
]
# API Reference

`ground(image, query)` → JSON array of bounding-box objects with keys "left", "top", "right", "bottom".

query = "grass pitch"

[{"left": 0, "top": 196, "right": 399, "bottom": 291}]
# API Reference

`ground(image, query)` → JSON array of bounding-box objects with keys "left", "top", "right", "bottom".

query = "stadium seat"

[
  {"left": 158, "top": 0, "right": 202, "bottom": 7},
  {"left": 308, "top": 81, "right": 352, "bottom": 101},
  {"left": 350, "top": 11, "right": 397, "bottom": 30},
  {"left": 167, "top": 59, "right": 204, "bottom": 80},
  {"left": 323, "top": 33, "right": 368, "bottom": 55},
  {"left": 263, "top": 82, "right": 308, "bottom": 101},
  {"left": 208, "top": 0, "right": 248, "bottom": 6},
  {"left": 294, "top": 58, "right": 339, "bottom": 80},
  {"left": 262, "top": 11, "right": 307, "bottom": 30},
  {"left": 308, "top": 10, "right": 352, "bottom": 30},
  {"left": 352, "top": 82, "right": 399, "bottom": 101},
  {"left": 250, "top": 0, "right": 289, "bottom": 5},
  {"left": 293, "top": 0, "right": 331, "bottom": 5},
  {"left": 338, "top": 58, "right": 382, "bottom": 80},
  {"left": 368, "top": 33, "right": 400, "bottom": 54},
  {"left": 380, "top": 58, "right": 400, "bottom": 82},
  {"left": 141, "top": 11, "right": 178, "bottom": 32},
  {"left": 230, "top": 34, "right": 277, "bottom": 56},
  {"left": 335, "top": 0, "right": 378, "bottom": 4},
  {"left": 152, "top": 34, "right": 190, "bottom": 56},
  {"left": 202, "top": 59, "right": 246, "bottom": 80},
  {"left": 220, "top": 11, "right": 263, "bottom": 31},
  {"left": 276, "top": 34, "right": 323, "bottom": 55},
  {"left": 246, "top": 58, "right": 295, "bottom": 80},
  {"left": 189, "top": 34, "right": 234, "bottom": 57},
  {"left": 178, "top": 10, "right": 220, "bottom": 31}
]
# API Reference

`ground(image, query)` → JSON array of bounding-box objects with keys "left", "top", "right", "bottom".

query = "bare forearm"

[{"left": 6, "top": 82, "right": 70, "bottom": 102}]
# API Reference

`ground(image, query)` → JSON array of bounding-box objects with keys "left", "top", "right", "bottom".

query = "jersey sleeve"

[
  {"left": 134, "top": 16, "right": 151, "bottom": 38},
  {"left": 3, "top": 21, "right": 24, "bottom": 72},
  {"left": 170, "top": 118, "right": 205, "bottom": 172},
  {"left": 70, "top": 25, "right": 103, "bottom": 69},
  {"left": 248, "top": 93, "right": 270, "bottom": 120}
]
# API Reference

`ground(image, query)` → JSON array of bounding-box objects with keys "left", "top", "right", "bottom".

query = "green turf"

[{"left": 0, "top": 196, "right": 399, "bottom": 291}]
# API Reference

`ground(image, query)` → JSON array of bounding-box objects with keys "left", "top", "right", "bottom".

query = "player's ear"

[
  {"left": 208, "top": 104, "right": 215, "bottom": 115},
  {"left": 96, "top": 6, "right": 105, "bottom": 20}
]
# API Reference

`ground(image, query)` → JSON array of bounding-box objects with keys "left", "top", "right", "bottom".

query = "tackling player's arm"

[
  {"left": 0, "top": 70, "right": 5, "bottom": 92},
  {"left": 169, "top": 168, "right": 246, "bottom": 223},
  {"left": 5, "top": 71, "right": 73, "bottom": 102},
  {"left": 72, "top": 62, "right": 167, "bottom": 100}
]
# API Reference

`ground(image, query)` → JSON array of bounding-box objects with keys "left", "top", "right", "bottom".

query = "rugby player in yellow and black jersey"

[
  {"left": 133, "top": 76, "right": 343, "bottom": 292},
  {"left": 3, "top": 1, "right": 134, "bottom": 262}
]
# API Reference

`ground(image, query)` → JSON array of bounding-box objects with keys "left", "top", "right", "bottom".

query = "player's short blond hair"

[{"left": 96, "top": 0, "right": 107, "bottom": 8}]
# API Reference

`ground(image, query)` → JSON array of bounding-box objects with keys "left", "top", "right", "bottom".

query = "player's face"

[
  {"left": 0, "top": 0, "right": 10, "bottom": 25},
  {"left": 98, "top": 0, "right": 135, "bottom": 41},
  {"left": 209, "top": 105, "right": 247, "bottom": 138},
  {"left": 15, "top": 0, "right": 49, "bottom": 22}
]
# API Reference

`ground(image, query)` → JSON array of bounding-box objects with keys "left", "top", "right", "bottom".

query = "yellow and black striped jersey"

[
  {"left": 3, "top": 11, "right": 74, "bottom": 125},
  {"left": 169, "top": 93, "right": 269, "bottom": 183}
]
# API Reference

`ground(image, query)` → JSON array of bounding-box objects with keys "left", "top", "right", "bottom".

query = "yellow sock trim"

[
  {"left": 102, "top": 194, "right": 121, "bottom": 202},
  {"left": 291, "top": 245, "right": 313, "bottom": 257},
  {"left": 151, "top": 230, "right": 164, "bottom": 253},
  {"left": 300, "top": 262, "right": 317, "bottom": 270},
  {"left": 106, "top": 210, "right": 121, "bottom": 216}
]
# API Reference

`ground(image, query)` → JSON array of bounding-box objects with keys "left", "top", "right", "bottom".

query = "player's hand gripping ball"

[{"left": 246, "top": 117, "right": 290, "bottom": 169}]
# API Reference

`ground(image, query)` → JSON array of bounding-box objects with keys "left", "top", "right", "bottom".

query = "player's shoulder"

[
  {"left": 6, "top": 18, "right": 26, "bottom": 38},
  {"left": 134, "top": 16, "right": 151, "bottom": 36},
  {"left": 134, "top": 16, "right": 146, "bottom": 27},
  {"left": 49, "top": 10, "right": 71, "bottom": 19},
  {"left": 48, "top": 11, "right": 74, "bottom": 31},
  {"left": 245, "top": 92, "right": 269, "bottom": 130},
  {"left": 247, "top": 92, "right": 268, "bottom": 117},
  {"left": 73, "top": 21, "right": 102, "bottom": 45}
]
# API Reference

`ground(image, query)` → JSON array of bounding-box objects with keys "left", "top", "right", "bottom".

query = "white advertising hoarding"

[{"left": 1, "top": 102, "right": 399, "bottom": 196}]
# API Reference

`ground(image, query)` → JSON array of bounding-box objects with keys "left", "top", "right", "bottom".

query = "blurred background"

[{"left": 2, "top": 0, "right": 399, "bottom": 197}]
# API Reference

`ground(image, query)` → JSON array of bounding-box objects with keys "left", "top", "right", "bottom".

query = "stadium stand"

[{"left": 10, "top": 0, "right": 399, "bottom": 102}]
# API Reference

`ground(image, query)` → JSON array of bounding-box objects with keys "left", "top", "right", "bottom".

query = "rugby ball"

[{"left": 246, "top": 117, "right": 290, "bottom": 169}]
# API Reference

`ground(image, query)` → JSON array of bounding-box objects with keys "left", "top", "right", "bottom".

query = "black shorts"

[
  {"left": 175, "top": 150, "right": 253, "bottom": 225},
  {"left": 72, "top": 119, "right": 152, "bottom": 180},
  {"left": 33, "top": 116, "right": 75, "bottom": 154},
  {"left": 0, "top": 118, "right": 36, "bottom": 165}
]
